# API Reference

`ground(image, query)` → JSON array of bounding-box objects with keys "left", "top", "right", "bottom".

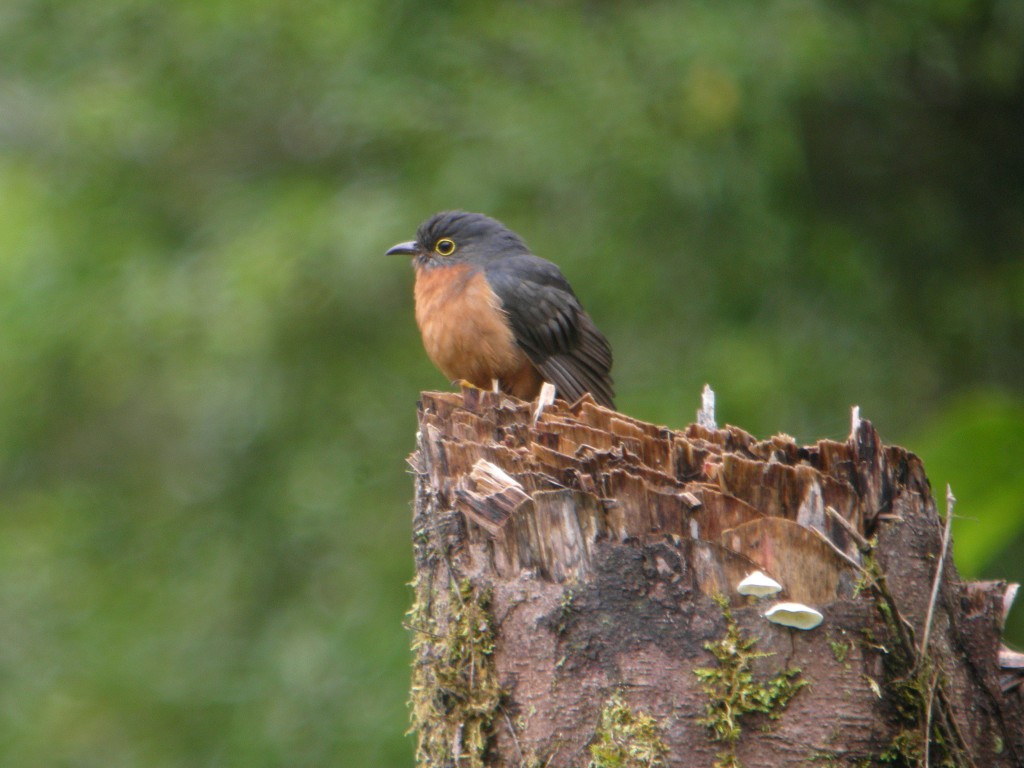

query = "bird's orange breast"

[{"left": 413, "top": 264, "right": 536, "bottom": 393}]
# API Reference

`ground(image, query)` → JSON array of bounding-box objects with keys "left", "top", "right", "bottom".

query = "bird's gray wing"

[{"left": 485, "top": 255, "right": 615, "bottom": 408}]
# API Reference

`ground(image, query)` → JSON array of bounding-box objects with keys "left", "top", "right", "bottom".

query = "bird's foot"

[{"left": 454, "top": 379, "right": 494, "bottom": 410}]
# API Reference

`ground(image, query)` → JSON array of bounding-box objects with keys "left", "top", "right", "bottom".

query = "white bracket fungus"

[
  {"left": 736, "top": 570, "right": 783, "bottom": 598},
  {"left": 764, "top": 602, "right": 823, "bottom": 630}
]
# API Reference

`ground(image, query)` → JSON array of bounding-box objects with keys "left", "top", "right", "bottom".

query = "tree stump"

[{"left": 406, "top": 387, "right": 1023, "bottom": 767}]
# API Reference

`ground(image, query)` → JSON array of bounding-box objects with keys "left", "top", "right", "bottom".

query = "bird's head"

[{"left": 385, "top": 211, "right": 529, "bottom": 269}]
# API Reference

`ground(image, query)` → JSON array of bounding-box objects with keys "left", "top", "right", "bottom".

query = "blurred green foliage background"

[{"left": 2, "top": 0, "right": 1022, "bottom": 764}]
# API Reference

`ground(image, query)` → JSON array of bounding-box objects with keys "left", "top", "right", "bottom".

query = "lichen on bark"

[{"left": 408, "top": 576, "right": 502, "bottom": 767}]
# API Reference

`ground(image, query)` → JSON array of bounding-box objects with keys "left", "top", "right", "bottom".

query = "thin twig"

[
  {"left": 919, "top": 486, "right": 956, "bottom": 661},
  {"left": 811, "top": 516, "right": 972, "bottom": 763},
  {"left": 809, "top": 526, "right": 872, "bottom": 577},
  {"left": 923, "top": 667, "right": 938, "bottom": 768},
  {"left": 933, "top": 672, "right": 977, "bottom": 767},
  {"left": 809, "top": 525, "right": 920, "bottom": 656},
  {"left": 501, "top": 706, "right": 525, "bottom": 764},
  {"left": 825, "top": 505, "right": 872, "bottom": 553},
  {"left": 402, "top": 621, "right": 447, "bottom": 641}
]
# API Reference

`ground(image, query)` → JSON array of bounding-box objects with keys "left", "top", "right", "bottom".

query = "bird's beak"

[{"left": 385, "top": 240, "right": 420, "bottom": 256}]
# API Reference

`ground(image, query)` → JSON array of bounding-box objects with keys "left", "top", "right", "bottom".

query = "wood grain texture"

[{"left": 408, "top": 387, "right": 1023, "bottom": 767}]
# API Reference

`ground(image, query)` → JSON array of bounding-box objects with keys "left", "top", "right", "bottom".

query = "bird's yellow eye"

[{"left": 434, "top": 238, "right": 456, "bottom": 256}]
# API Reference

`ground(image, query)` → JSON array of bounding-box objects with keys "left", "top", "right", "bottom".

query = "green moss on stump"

[
  {"left": 408, "top": 577, "right": 502, "bottom": 768},
  {"left": 588, "top": 693, "right": 670, "bottom": 768},
  {"left": 694, "top": 595, "right": 808, "bottom": 768}
]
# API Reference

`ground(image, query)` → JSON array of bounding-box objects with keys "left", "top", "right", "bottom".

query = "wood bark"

[{"left": 407, "top": 387, "right": 1023, "bottom": 767}]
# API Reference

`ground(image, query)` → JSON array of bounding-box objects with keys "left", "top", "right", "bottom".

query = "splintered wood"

[{"left": 408, "top": 388, "right": 1023, "bottom": 768}]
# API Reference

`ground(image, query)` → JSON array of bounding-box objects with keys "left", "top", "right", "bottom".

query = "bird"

[{"left": 385, "top": 211, "right": 615, "bottom": 409}]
